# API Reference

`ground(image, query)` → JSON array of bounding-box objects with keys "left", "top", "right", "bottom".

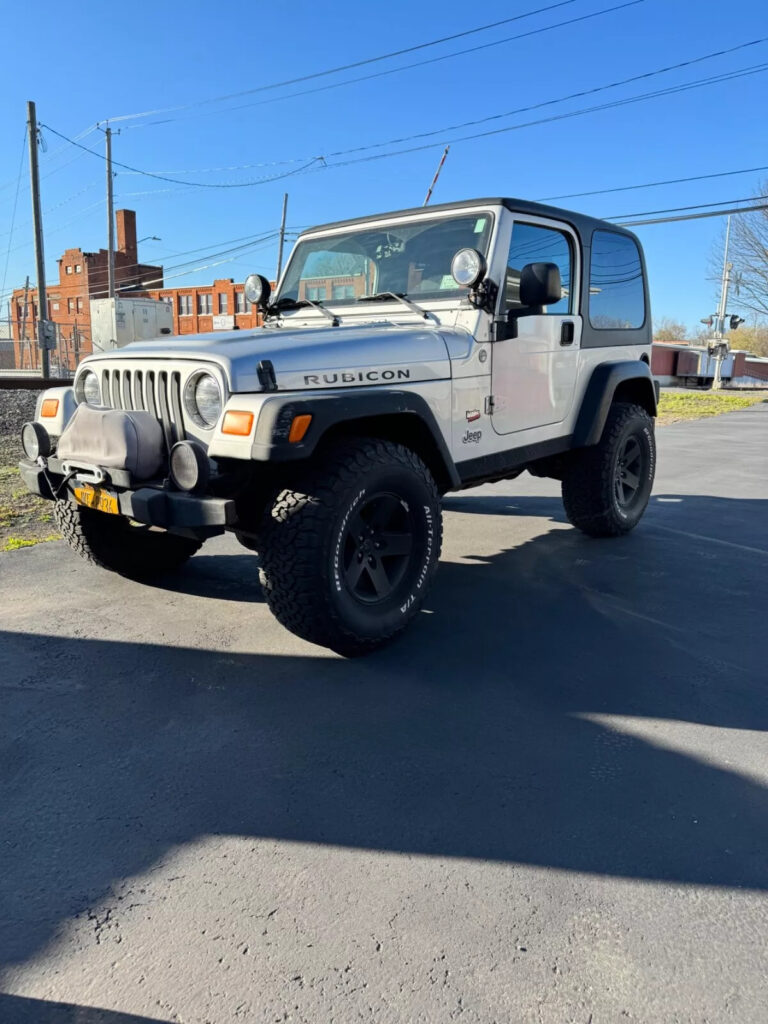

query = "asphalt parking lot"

[{"left": 1, "top": 405, "right": 767, "bottom": 1024}]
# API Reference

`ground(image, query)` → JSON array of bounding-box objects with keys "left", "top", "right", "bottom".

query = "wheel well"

[
  {"left": 318, "top": 413, "right": 454, "bottom": 493},
  {"left": 613, "top": 377, "right": 656, "bottom": 416}
]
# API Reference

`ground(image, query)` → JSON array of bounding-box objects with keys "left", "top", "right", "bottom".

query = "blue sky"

[{"left": 1, "top": 0, "right": 766, "bottom": 332}]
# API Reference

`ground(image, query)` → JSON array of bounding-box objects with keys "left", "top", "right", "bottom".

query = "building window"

[
  {"left": 178, "top": 295, "right": 192, "bottom": 316},
  {"left": 504, "top": 222, "right": 572, "bottom": 315},
  {"left": 331, "top": 284, "right": 356, "bottom": 300},
  {"left": 589, "top": 231, "right": 646, "bottom": 330},
  {"left": 218, "top": 292, "right": 228, "bottom": 314},
  {"left": 65, "top": 265, "right": 72, "bottom": 275},
  {"left": 305, "top": 285, "right": 326, "bottom": 301},
  {"left": 67, "top": 298, "right": 74, "bottom": 314},
  {"left": 235, "top": 291, "right": 246, "bottom": 314},
  {"left": 76, "top": 297, "right": 84, "bottom": 312},
  {"left": 198, "top": 293, "right": 212, "bottom": 315},
  {"left": 75, "top": 264, "right": 82, "bottom": 274},
  {"left": 52, "top": 302, "right": 60, "bottom": 311}
]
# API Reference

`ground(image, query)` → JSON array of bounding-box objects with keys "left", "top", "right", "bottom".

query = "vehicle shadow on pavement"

[
  {"left": 139, "top": 552, "right": 264, "bottom": 602},
  {"left": 0, "top": 993, "right": 171, "bottom": 1023},
  {"left": 1, "top": 494, "right": 766, "bottom": 971}
]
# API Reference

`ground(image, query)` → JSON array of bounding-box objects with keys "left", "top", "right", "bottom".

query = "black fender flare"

[
  {"left": 573, "top": 360, "right": 657, "bottom": 448},
  {"left": 250, "top": 388, "right": 461, "bottom": 490}
]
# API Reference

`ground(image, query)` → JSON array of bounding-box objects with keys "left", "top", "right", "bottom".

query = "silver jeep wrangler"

[{"left": 20, "top": 197, "right": 657, "bottom": 655}]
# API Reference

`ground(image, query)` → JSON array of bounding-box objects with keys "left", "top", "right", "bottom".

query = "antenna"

[{"left": 423, "top": 146, "right": 450, "bottom": 206}]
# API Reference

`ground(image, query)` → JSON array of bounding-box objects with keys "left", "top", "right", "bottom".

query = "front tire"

[
  {"left": 53, "top": 500, "right": 202, "bottom": 579},
  {"left": 561, "top": 402, "right": 656, "bottom": 537},
  {"left": 258, "top": 438, "right": 442, "bottom": 656}
]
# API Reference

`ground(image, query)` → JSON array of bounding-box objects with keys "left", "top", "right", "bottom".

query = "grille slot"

[{"left": 100, "top": 367, "right": 183, "bottom": 443}]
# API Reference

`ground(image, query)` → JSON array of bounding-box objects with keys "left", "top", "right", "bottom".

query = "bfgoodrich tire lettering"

[
  {"left": 53, "top": 500, "right": 202, "bottom": 578},
  {"left": 258, "top": 438, "right": 442, "bottom": 656},
  {"left": 561, "top": 402, "right": 656, "bottom": 537}
]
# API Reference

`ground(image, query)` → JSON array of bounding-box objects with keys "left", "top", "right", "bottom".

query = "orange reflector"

[
  {"left": 40, "top": 398, "right": 59, "bottom": 418},
  {"left": 221, "top": 410, "right": 254, "bottom": 436},
  {"left": 288, "top": 414, "right": 313, "bottom": 443}
]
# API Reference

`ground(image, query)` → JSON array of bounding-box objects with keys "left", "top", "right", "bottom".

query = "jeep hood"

[{"left": 95, "top": 323, "right": 455, "bottom": 392}]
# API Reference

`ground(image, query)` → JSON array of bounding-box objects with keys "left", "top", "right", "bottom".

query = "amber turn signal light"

[
  {"left": 288, "top": 414, "right": 313, "bottom": 443},
  {"left": 221, "top": 410, "right": 254, "bottom": 436},
  {"left": 40, "top": 398, "right": 59, "bottom": 418}
]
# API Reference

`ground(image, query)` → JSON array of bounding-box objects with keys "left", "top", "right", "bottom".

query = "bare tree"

[
  {"left": 727, "top": 180, "right": 768, "bottom": 319},
  {"left": 653, "top": 316, "right": 688, "bottom": 341}
]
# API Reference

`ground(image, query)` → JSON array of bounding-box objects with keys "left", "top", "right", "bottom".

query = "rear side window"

[
  {"left": 589, "top": 231, "right": 645, "bottom": 329},
  {"left": 504, "top": 221, "right": 572, "bottom": 314}
]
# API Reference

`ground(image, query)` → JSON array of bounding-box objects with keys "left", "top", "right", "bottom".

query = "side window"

[
  {"left": 504, "top": 222, "right": 572, "bottom": 315},
  {"left": 589, "top": 231, "right": 645, "bottom": 329}
]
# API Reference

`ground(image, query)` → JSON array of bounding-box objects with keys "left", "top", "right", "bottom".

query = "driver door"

[{"left": 491, "top": 217, "right": 581, "bottom": 435}]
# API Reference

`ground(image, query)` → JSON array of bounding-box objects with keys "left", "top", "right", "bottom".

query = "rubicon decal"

[{"left": 303, "top": 369, "right": 412, "bottom": 386}]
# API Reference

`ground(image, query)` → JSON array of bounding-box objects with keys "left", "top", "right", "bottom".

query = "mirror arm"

[{"left": 469, "top": 278, "right": 498, "bottom": 313}]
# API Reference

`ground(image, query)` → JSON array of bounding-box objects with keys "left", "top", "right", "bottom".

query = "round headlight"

[
  {"left": 77, "top": 369, "right": 101, "bottom": 405},
  {"left": 185, "top": 373, "right": 223, "bottom": 428},
  {"left": 451, "top": 248, "right": 487, "bottom": 289}
]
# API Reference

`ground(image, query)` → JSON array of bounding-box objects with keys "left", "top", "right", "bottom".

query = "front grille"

[{"left": 101, "top": 367, "right": 184, "bottom": 446}]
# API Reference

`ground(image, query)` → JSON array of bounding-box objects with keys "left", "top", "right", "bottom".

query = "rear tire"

[
  {"left": 561, "top": 402, "right": 655, "bottom": 537},
  {"left": 53, "top": 500, "right": 202, "bottom": 579},
  {"left": 258, "top": 438, "right": 442, "bottom": 656}
]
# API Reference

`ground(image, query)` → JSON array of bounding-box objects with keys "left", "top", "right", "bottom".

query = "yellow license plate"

[{"left": 73, "top": 485, "right": 119, "bottom": 515}]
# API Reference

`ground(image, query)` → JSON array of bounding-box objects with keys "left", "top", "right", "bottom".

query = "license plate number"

[{"left": 73, "top": 485, "right": 119, "bottom": 515}]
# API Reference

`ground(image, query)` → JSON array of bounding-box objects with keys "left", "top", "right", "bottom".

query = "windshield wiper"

[
  {"left": 271, "top": 296, "right": 339, "bottom": 326},
  {"left": 357, "top": 292, "right": 429, "bottom": 320}
]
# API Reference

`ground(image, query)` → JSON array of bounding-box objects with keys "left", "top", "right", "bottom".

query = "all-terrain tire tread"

[
  {"left": 561, "top": 402, "right": 654, "bottom": 538},
  {"left": 258, "top": 438, "right": 442, "bottom": 655},
  {"left": 53, "top": 499, "right": 202, "bottom": 578}
]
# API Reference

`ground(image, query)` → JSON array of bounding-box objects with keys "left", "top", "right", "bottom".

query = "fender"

[
  {"left": 573, "top": 360, "right": 657, "bottom": 448},
  {"left": 251, "top": 388, "right": 461, "bottom": 490}
]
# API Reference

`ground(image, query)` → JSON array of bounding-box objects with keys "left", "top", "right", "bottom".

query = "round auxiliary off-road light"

[
  {"left": 21, "top": 421, "right": 52, "bottom": 460},
  {"left": 244, "top": 273, "right": 271, "bottom": 309},
  {"left": 169, "top": 441, "right": 210, "bottom": 494},
  {"left": 451, "top": 247, "right": 487, "bottom": 289}
]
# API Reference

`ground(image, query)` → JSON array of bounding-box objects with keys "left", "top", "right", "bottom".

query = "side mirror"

[
  {"left": 519, "top": 262, "right": 562, "bottom": 309},
  {"left": 244, "top": 273, "right": 272, "bottom": 312}
]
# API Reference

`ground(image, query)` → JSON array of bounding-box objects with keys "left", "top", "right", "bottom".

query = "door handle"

[{"left": 560, "top": 321, "right": 575, "bottom": 346}]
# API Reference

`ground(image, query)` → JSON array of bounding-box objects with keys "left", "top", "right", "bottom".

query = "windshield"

[{"left": 278, "top": 212, "right": 494, "bottom": 306}]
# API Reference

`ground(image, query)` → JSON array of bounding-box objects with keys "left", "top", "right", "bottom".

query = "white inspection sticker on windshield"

[{"left": 474, "top": 218, "right": 487, "bottom": 233}]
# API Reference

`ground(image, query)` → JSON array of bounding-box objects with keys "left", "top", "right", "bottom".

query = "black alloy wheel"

[
  {"left": 342, "top": 492, "right": 414, "bottom": 604},
  {"left": 614, "top": 434, "right": 644, "bottom": 511}
]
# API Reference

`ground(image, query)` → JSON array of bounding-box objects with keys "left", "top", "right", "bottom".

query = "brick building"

[
  {"left": 146, "top": 279, "right": 262, "bottom": 335},
  {"left": 10, "top": 210, "right": 163, "bottom": 370}
]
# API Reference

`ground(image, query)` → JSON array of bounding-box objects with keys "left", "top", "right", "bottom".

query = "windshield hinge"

[{"left": 484, "top": 395, "right": 495, "bottom": 415}]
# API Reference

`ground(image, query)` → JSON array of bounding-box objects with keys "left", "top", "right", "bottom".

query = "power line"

[
  {"left": 606, "top": 193, "right": 768, "bottom": 220},
  {"left": 119, "top": 1, "right": 645, "bottom": 130},
  {"left": 323, "top": 37, "right": 768, "bottom": 159},
  {"left": 617, "top": 202, "right": 768, "bottom": 226},
  {"left": 317, "top": 60, "right": 768, "bottom": 170},
  {"left": 107, "top": 0, "right": 585, "bottom": 123},
  {"left": 38, "top": 125, "right": 326, "bottom": 188},
  {"left": 536, "top": 162, "right": 768, "bottom": 201}
]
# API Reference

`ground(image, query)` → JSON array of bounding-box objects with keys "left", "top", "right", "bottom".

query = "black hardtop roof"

[{"left": 303, "top": 197, "right": 636, "bottom": 242}]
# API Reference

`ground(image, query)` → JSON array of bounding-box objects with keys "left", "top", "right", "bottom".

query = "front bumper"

[{"left": 19, "top": 458, "right": 236, "bottom": 537}]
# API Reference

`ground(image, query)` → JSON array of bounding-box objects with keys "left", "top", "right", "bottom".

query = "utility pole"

[
  {"left": 423, "top": 146, "right": 450, "bottom": 206},
  {"left": 27, "top": 100, "right": 53, "bottom": 376},
  {"left": 105, "top": 124, "right": 116, "bottom": 298},
  {"left": 712, "top": 215, "right": 732, "bottom": 390},
  {"left": 275, "top": 192, "right": 289, "bottom": 284}
]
